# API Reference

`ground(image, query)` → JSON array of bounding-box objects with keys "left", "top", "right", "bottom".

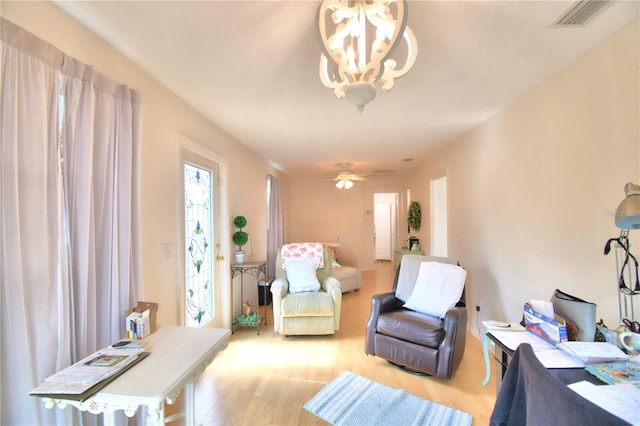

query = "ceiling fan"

[{"left": 333, "top": 163, "right": 367, "bottom": 191}]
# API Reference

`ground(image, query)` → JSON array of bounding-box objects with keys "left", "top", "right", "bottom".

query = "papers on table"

[
  {"left": 490, "top": 329, "right": 584, "bottom": 369},
  {"left": 30, "top": 347, "right": 148, "bottom": 401},
  {"left": 490, "top": 329, "right": 554, "bottom": 351},
  {"left": 43, "top": 348, "right": 144, "bottom": 385},
  {"left": 533, "top": 348, "right": 585, "bottom": 368},
  {"left": 568, "top": 381, "right": 640, "bottom": 426},
  {"left": 556, "top": 341, "right": 630, "bottom": 364}
]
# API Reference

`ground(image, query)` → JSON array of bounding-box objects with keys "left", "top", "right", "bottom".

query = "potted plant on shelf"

[
  {"left": 232, "top": 215, "right": 249, "bottom": 264},
  {"left": 408, "top": 201, "right": 421, "bottom": 250}
]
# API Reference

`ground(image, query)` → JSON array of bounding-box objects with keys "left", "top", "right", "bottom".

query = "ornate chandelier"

[{"left": 316, "top": 0, "right": 418, "bottom": 113}]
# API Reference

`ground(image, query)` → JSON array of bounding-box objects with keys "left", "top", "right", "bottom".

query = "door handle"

[{"left": 216, "top": 255, "right": 224, "bottom": 261}]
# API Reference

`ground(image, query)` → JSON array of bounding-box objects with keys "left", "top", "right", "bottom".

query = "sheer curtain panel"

[
  {"left": 62, "top": 58, "right": 143, "bottom": 358},
  {"left": 267, "top": 174, "right": 285, "bottom": 280},
  {"left": 1, "top": 18, "right": 142, "bottom": 425}
]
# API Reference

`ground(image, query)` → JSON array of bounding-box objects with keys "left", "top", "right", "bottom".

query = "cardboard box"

[
  {"left": 523, "top": 303, "right": 568, "bottom": 344},
  {"left": 125, "top": 301, "right": 158, "bottom": 339}
]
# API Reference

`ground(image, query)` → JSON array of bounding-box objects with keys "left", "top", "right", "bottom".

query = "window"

[{"left": 184, "top": 163, "right": 214, "bottom": 326}]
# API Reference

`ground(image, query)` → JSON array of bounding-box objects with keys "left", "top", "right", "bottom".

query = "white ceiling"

[{"left": 53, "top": 1, "right": 639, "bottom": 178}]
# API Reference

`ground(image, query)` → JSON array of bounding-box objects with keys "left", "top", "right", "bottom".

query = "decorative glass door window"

[{"left": 184, "top": 163, "right": 214, "bottom": 327}]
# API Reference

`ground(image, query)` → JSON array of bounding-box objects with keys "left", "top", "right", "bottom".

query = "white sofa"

[
  {"left": 325, "top": 243, "right": 361, "bottom": 293},
  {"left": 332, "top": 260, "right": 361, "bottom": 293}
]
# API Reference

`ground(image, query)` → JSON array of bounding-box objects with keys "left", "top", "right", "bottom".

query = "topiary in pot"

[{"left": 232, "top": 215, "right": 249, "bottom": 264}]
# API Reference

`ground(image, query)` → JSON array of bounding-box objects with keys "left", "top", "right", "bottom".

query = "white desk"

[{"left": 37, "top": 326, "right": 230, "bottom": 425}]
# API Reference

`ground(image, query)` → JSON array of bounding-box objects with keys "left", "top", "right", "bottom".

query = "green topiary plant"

[
  {"left": 232, "top": 215, "right": 248, "bottom": 251},
  {"left": 232, "top": 230, "right": 248, "bottom": 250},
  {"left": 233, "top": 215, "right": 247, "bottom": 229},
  {"left": 408, "top": 201, "right": 421, "bottom": 231}
]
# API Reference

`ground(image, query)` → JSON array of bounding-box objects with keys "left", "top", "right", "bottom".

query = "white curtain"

[
  {"left": 1, "top": 19, "right": 142, "bottom": 425},
  {"left": 62, "top": 57, "right": 143, "bottom": 358},
  {"left": 267, "top": 174, "right": 285, "bottom": 279},
  {"left": 1, "top": 18, "right": 74, "bottom": 426}
]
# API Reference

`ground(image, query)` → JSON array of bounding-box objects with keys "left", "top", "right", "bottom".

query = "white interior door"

[
  {"left": 374, "top": 202, "right": 392, "bottom": 260},
  {"left": 431, "top": 175, "right": 448, "bottom": 257}
]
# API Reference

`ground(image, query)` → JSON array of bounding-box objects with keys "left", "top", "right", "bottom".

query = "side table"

[
  {"left": 231, "top": 261, "right": 266, "bottom": 334},
  {"left": 393, "top": 247, "right": 423, "bottom": 270},
  {"left": 481, "top": 321, "right": 525, "bottom": 388}
]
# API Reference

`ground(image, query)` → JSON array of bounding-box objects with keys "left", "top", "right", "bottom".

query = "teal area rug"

[{"left": 304, "top": 371, "right": 473, "bottom": 426}]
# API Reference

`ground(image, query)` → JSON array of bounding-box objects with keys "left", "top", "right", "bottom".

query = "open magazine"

[
  {"left": 585, "top": 360, "right": 640, "bottom": 387},
  {"left": 30, "top": 347, "right": 147, "bottom": 401}
]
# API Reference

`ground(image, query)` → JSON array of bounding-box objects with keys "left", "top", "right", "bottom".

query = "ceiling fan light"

[
  {"left": 336, "top": 180, "right": 345, "bottom": 189},
  {"left": 344, "top": 179, "right": 354, "bottom": 189}
]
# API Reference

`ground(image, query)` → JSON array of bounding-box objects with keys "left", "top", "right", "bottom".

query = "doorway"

[
  {"left": 374, "top": 193, "right": 397, "bottom": 260},
  {"left": 431, "top": 175, "right": 448, "bottom": 257},
  {"left": 179, "top": 136, "right": 230, "bottom": 328}
]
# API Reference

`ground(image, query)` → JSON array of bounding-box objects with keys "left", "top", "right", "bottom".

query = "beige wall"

[
  {"left": 288, "top": 175, "right": 403, "bottom": 270},
  {"left": 2, "top": 1, "right": 289, "bottom": 328},
  {"left": 402, "top": 20, "right": 639, "bottom": 336}
]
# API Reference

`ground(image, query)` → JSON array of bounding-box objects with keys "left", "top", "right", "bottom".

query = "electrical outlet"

[{"left": 475, "top": 300, "right": 482, "bottom": 312}]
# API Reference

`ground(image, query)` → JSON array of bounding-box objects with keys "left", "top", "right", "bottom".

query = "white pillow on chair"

[
  {"left": 403, "top": 261, "right": 466, "bottom": 318},
  {"left": 285, "top": 258, "right": 321, "bottom": 293}
]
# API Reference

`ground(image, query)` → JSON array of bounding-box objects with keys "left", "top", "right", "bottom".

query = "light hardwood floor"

[{"left": 185, "top": 261, "right": 497, "bottom": 425}]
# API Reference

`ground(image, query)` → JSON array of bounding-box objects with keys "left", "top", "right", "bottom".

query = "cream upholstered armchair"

[{"left": 271, "top": 243, "right": 342, "bottom": 335}]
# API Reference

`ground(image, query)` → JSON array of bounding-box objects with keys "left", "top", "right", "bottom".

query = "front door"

[{"left": 181, "top": 149, "right": 222, "bottom": 328}]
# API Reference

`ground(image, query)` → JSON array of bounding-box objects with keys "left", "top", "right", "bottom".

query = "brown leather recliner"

[{"left": 365, "top": 255, "right": 467, "bottom": 379}]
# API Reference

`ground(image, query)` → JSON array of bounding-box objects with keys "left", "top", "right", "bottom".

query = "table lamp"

[{"left": 615, "top": 182, "right": 640, "bottom": 229}]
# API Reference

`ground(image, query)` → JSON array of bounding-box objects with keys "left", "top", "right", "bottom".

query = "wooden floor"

[{"left": 185, "top": 261, "right": 497, "bottom": 425}]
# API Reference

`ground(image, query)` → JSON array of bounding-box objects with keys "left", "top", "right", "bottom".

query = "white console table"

[{"left": 34, "top": 326, "right": 230, "bottom": 425}]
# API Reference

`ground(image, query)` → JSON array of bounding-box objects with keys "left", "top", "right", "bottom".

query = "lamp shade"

[
  {"left": 615, "top": 182, "right": 640, "bottom": 229},
  {"left": 336, "top": 178, "right": 354, "bottom": 190}
]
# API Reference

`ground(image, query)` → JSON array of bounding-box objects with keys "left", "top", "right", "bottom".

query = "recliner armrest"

[
  {"left": 322, "top": 276, "right": 341, "bottom": 294},
  {"left": 271, "top": 277, "right": 289, "bottom": 294},
  {"left": 442, "top": 306, "right": 465, "bottom": 333},
  {"left": 437, "top": 306, "right": 468, "bottom": 379},
  {"left": 373, "top": 292, "right": 403, "bottom": 315},
  {"left": 322, "top": 276, "right": 342, "bottom": 331},
  {"left": 270, "top": 277, "right": 289, "bottom": 333},
  {"left": 365, "top": 292, "right": 402, "bottom": 355}
]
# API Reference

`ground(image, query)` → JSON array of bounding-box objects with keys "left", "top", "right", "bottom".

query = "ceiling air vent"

[
  {"left": 371, "top": 169, "right": 397, "bottom": 175},
  {"left": 552, "top": 0, "right": 610, "bottom": 27}
]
